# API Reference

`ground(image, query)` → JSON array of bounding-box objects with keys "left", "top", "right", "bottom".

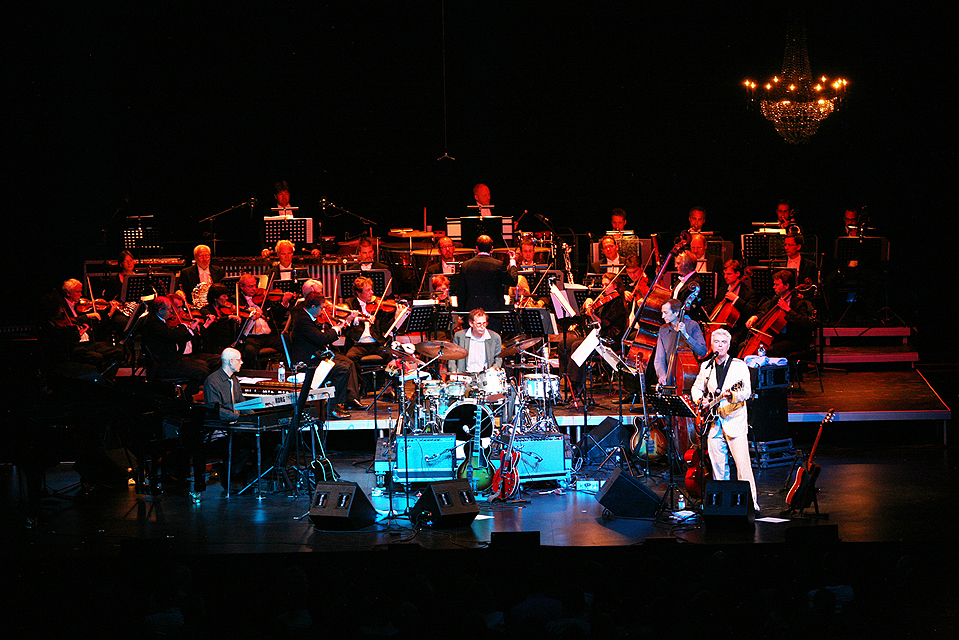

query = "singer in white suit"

[{"left": 691, "top": 328, "right": 759, "bottom": 511}]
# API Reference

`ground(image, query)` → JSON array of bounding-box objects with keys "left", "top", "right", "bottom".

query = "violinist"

[
  {"left": 199, "top": 282, "right": 242, "bottom": 356},
  {"left": 236, "top": 273, "right": 288, "bottom": 366},
  {"left": 343, "top": 275, "right": 401, "bottom": 370},
  {"left": 744, "top": 270, "right": 814, "bottom": 358},
  {"left": 691, "top": 329, "right": 759, "bottom": 512},
  {"left": 289, "top": 292, "right": 366, "bottom": 418},
  {"left": 621, "top": 255, "right": 648, "bottom": 305},
  {"left": 139, "top": 296, "right": 209, "bottom": 395},
  {"left": 566, "top": 274, "right": 626, "bottom": 395},
  {"left": 49, "top": 280, "right": 123, "bottom": 373},
  {"left": 170, "top": 291, "right": 221, "bottom": 370},
  {"left": 430, "top": 274, "right": 460, "bottom": 340}
]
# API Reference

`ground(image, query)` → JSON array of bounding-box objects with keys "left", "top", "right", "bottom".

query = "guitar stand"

[{"left": 779, "top": 490, "right": 829, "bottom": 519}]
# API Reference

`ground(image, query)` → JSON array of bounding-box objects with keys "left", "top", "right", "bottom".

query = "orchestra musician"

[
  {"left": 473, "top": 183, "right": 492, "bottom": 217},
  {"left": 691, "top": 328, "right": 759, "bottom": 512},
  {"left": 43, "top": 280, "right": 123, "bottom": 374},
  {"left": 457, "top": 234, "right": 518, "bottom": 333},
  {"left": 567, "top": 274, "right": 626, "bottom": 396},
  {"left": 687, "top": 207, "right": 706, "bottom": 235},
  {"left": 776, "top": 199, "right": 800, "bottom": 233},
  {"left": 621, "top": 255, "right": 649, "bottom": 306},
  {"left": 671, "top": 251, "right": 708, "bottom": 324},
  {"left": 139, "top": 296, "right": 209, "bottom": 396},
  {"left": 169, "top": 291, "right": 221, "bottom": 370},
  {"left": 714, "top": 259, "right": 759, "bottom": 352},
  {"left": 199, "top": 347, "right": 253, "bottom": 495},
  {"left": 430, "top": 274, "right": 460, "bottom": 340},
  {"left": 176, "top": 245, "right": 225, "bottom": 298},
  {"left": 355, "top": 237, "right": 392, "bottom": 280},
  {"left": 259, "top": 181, "right": 322, "bottom": 258},
  {"left": 744, "top": 269, "right": 814, "bottom": 358},
  {"left": 343, "top": 276, "right": 401, "bottom": 364},
  {"left": 236, "top": 273, "right": 289, "bottom": 367},
  {"left": 199, "top": 282, "right": 242, "bottom": 357},
  {"left": 689, "top": 233, "right": 722, "bottom": 273},
  {"left": 590, "top": 236, "right": 623, "bottom": 273},
  {"left": 611, "top": 208, "right": 627, "bottom": 231},
  {"left": 425, "top": 236, "right": 459, "bottom": 276},
  {"left": 289, "top": 291, "right": 366, "bottom": 418},
  {"left": 448, "top": 308, "right": 503, "bottom": 374},
  {"left": 654, "top": 298, "right": 708, "bottom": 390},
  {"left": 264, "top": 240, "right": 311, "bottom": 283},
  {"left": 782, "top": 233, "right": 818, "bottom": 287}
]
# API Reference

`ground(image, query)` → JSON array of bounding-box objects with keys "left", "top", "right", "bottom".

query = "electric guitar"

[
  {"left": 695, "top": 380, "right": 745, "bottom": 436},
  {"left": 458, "top": 401, "right": 494, "bottom": 492},
  {"left": 785, "top": 409, "right": 835, "bottom": 510}
]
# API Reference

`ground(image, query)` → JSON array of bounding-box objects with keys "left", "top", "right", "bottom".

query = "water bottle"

[
  {"left": 757, "top": 343, "right": 766, "bottom": 360},
  {"left": 277, "top": 362, "right": 286, "bottom": 383},
  {"left": 677, "top": 493, "right": 686, "bottom": 510}
]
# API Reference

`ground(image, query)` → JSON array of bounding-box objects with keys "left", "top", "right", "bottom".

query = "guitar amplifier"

[
  {"left": 494, "top": 432, "right": 572, "bottom": 484},
  {"left": 389, "top": 434, "right": 457, "bottom": 486}
]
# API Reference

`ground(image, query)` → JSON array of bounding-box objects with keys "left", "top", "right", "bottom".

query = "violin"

[
  {"left": 75, "top": 298, "right": 111, "bottom": 314},
  {"left": 251, "top": 287, "right": 288, "bottom": 306}
]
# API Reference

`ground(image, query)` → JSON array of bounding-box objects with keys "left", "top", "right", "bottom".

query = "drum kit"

[{"left": 385, "top": 336, "right": 563, "bottom": 447}]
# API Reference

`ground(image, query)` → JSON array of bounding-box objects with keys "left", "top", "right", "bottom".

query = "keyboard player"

[{"left": 197, "top": 347, "right": 253, "bottom": 496}]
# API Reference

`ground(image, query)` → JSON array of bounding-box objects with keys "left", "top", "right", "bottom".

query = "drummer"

[{"left": 447, "top": 308, "right": 503, "bottom": 376}]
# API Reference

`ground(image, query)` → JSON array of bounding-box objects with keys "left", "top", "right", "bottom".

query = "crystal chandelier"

[{"left": 744, "top": 12, "right": 848, "bottom": 144}]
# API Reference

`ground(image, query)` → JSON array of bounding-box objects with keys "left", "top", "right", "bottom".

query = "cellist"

[
  {"left": 709, "top": 260, "right": 759, "bottom": 353},
  {"left": 743, "top": 269, "right": 814, "bottom": 358}
]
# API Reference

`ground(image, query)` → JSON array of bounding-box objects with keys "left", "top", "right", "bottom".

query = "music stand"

[
  {"left": 668, "top": 271, "right": 717, "bottom": 300},
  {"left": 122, "top": 272, "right": 175, "bottom": 298},
  {"left": 745, "top": 266, "right": 775, "bottom": 298},
  {"left": 459, "top": 215, "right": 507, "bottom": 249},
  {"left": 641, "top": 392, "right": 696, "bottom": 515},
  {"left": 489, "top": 310, "right": 522, "bottom": 336},
  {"left": 518, "top": 307, "right": 556, "bottom": 338},
  {"left": 405, "top": 302, "right": 438, "bottom": 334},
  {"left": 521, "top": 268, "right": 563, "bottom": 298},
  {"left": 337, "top": 269, "right": 392, "bottom": 299},
  {"left": 264, "top": 216, "right": 314, "bottom": 245}
]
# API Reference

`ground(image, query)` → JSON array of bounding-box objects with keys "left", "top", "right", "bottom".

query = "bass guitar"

[{"left": 784, "top": 409, "right": 835, "bottom": 512}]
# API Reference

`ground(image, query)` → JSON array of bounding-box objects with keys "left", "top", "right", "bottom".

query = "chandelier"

[{"left": 743, "top": 12, "right": 848, "bottom": 144}]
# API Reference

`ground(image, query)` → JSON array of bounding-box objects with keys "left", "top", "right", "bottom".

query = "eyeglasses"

[{"left": 472, "top": 320, "right": 488, "bottom": 327}]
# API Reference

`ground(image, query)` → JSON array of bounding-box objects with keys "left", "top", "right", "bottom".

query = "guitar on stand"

[
  {"left": 781, "top": 409, "right": 835, "bottom": 517},
  {"left": 490, "top": 392, "right": 522, "bottom": 500},
  {"left": 457, "top": 399, "right": 495, "bottom": 492}
]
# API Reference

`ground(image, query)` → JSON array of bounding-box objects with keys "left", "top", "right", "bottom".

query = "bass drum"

[{"left": 442, "top": 400, "right": 495, "bottom": 442}]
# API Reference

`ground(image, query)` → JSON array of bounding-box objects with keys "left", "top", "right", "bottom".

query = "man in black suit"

[
  {"left": 289, "top": 292, "right": 365, "bottom": 418},
  {"left": 689, "top": 233, "right": 722, "bottom": 273},
  {"left": 457, "top": 234, "right": 518, "bottom": 333},
  {"left": 783, "top": 233, "right": 818, "bottom": 287},
  {"left": 713, "top": 259, "right": 760, "bottom": 352},
  {"left": 425, "top": 236, "right": 460, "bottom": 277},
  {"left": 177, "top": 244, "right": 225, "bottom": 299},
  {"left": 590, "top": 235, "right": 624, "bottom": 274},
  {"left": 139, "top": 296, "right": 209, "bottom": 395},
  {"left": 671, "top": 251, "right": 708, "bottom": 324}
]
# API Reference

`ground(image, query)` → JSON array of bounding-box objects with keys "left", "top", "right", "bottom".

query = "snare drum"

[
  {"left": 422, "top": 380, "right": 445, "bottom": 399},
  {"left": 480, "top": 368, "right": 507, "bottom": 397},
  {"left": 444, "top": 380, "right": 468, "bottom": 398},
  {"left": 523, "top": 373, "right": 561, "bottom": 399}
]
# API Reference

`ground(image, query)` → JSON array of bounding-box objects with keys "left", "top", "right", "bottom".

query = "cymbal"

[
  {"left": 414, "top": 340, "right": 468, "bottom": 361},
  {"left": 386, "top": 346, "right": 418, "bottom": 362},
  {"left": 497, "top": 337, "right": 542, "bottom": 359}
]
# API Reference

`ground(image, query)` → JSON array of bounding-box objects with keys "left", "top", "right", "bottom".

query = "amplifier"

[
  {"left": 495, "top": 432, "right": 571, "bottom": 484},
  {"left": 390, "top": 434, "right": 457, "bottom": 485}
]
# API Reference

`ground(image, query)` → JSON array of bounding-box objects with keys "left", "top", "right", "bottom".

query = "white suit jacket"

[{"left": 691, "top": 357, "right": 752, "bottom": 438}]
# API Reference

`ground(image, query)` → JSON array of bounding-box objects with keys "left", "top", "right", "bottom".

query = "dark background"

[{"left": 11, "top": 3, "right": 954, "bottom": 359}]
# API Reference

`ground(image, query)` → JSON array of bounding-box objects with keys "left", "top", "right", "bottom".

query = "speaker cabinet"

[
  {"left": 579, "top": 417, "right": 625, "bottom": 462},
  {"left": 748, "top": 387, "right": 789, "bottom": 441},
  {"left": 595, "top": 467, "right": 661, "bottom": 517},
  {"left": 410, "top": 479, "right": 479, "bottom": 528},
  {"left": 308, "top": 482, "right": 376, "bottom": 530},
  {"left": 702, "top": 480, "right": 752, "bottom": 523}
]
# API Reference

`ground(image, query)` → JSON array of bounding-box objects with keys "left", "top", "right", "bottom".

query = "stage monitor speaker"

[
  {"left": 410, "top": 479, "right": 478, "bottom": 528},
  {"left": 308, "top": 481, "right": 376, "bottom": 530},
  {"left": 702, "top": 480, "right": 752, "bottom": 523},
  {"left": 579, "top": 417, "right": 624, "bottom": 462},
  {"left": 595, "top": 467, "right": 661, "bottom": 517},
  {"left": 748, "top": 387, "right": 789, "bottom": 442}
]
